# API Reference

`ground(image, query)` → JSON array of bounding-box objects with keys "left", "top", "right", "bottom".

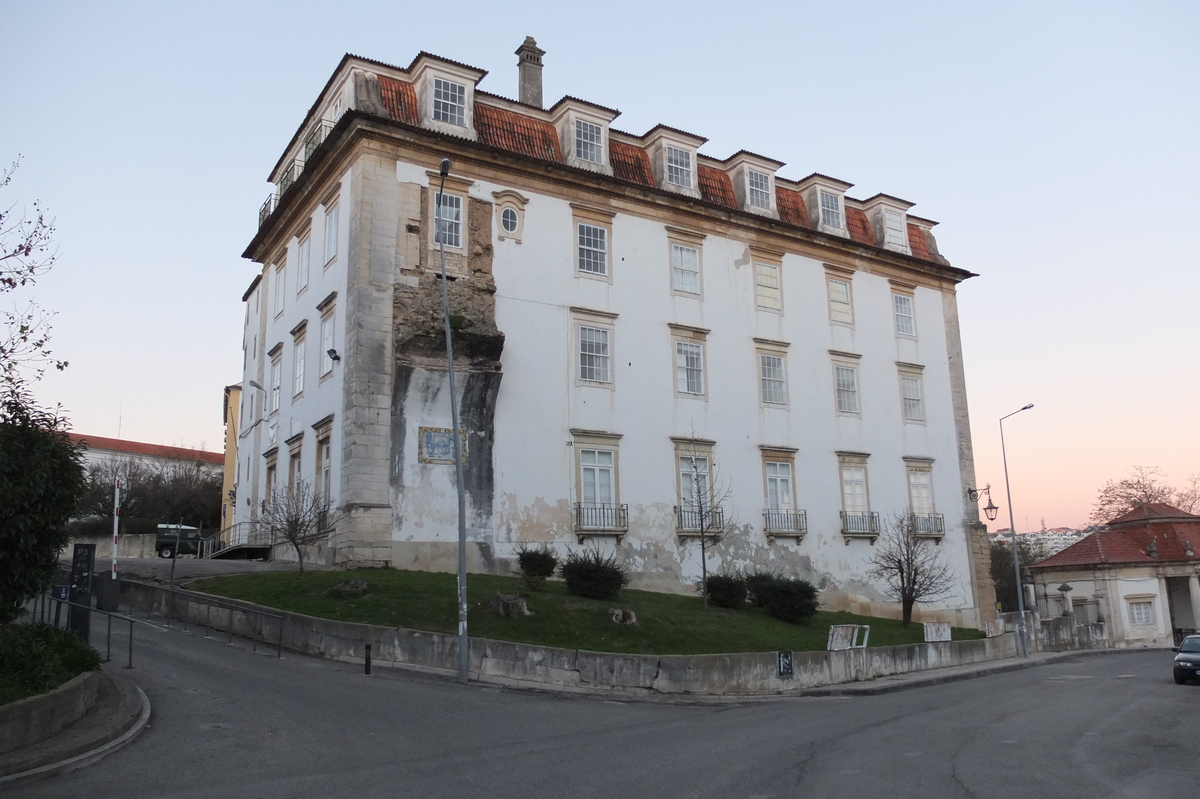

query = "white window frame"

[
  {"left": 666, "top": 145, "right": 692, "bottom": 188},
  {"left": 819, "top": 190, "right": 843, "bottom": 230},
  {"left": 434, "top": 192, "right": 463, "bottom": 250},
  {"left": 747, "top": 170, "right": 772, "bottom": 210},
  {"left": 832, "top": 355, "right": 861, "bottom": 416},
  {"left": 575, "top": 119, "right": 604, "bottom": 164},
  {"left": 840, "top": 464, "right": 869, "bottom": 515},
  {"left": 292, "top": 334, "right": 306, "bottom": 398},
  {"left": 269, "top": 354, "right": 282, "bottom": 415},
  {"left": 893, "top": 292, "right": 916, "bottom": 337},
  {"left": 273, "top": 263, "right": 285, "bottom": 317},
  {"left": 755, "top": 261, "right": 782, "bottom": 311},
  {"left": 577, "top": 323, "right": 612, "bottom": 385},
  {"left": 678, "top": 455, "right": 710, "bottom": 509},
  {"left": 671, "top": 242, "right": 701, "bottom": 296},
  {"left": 323, "top": 202, "right": 339, "bottom": 266},
  {"left": 297, "top": 235, "right": 310, "bottom": 294},
  {"left": 900, "top": 372, "right": 924, "bottom": 422},
  {"left": 907, "top": 467, "right": 934, "bottom": 516},
  {"left": 759, "top": 352, "right": 787, "bottom": 406},
  {"left": 884, "top": 209, "right": 907, "bottom": 249},
  {"left": 1127, "top": 599, "right": 1155, "bottom": 627},
  {"left": 320, "top": 310, "right": 335, "bottom": 377},
  {"left": 317, "top": 433, "right": 333, "bottom": 500},
  {"left": 432, "top": 77, "right": 466, "bottom": 126},
  {"left": 827, "top": 276, "right": 853, "bottom": 325},
  {"left": 579, "top": 448, "right": 616, "bottom": 507},
  {"left": 765, "top": 461, "right": 794, "bottom": 511},
  {"left": 673, "top": 338, "right": 706, "bottom": 397},
  {"left": 577, "top": 222, "right": 608, "bottom": 277},
  {"left": 501, "top": 207, "right": 519, "bottom": 233}
]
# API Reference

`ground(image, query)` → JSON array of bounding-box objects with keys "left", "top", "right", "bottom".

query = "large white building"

[{"left": 233, "top": 40, "right": 995, "bottom": 626}]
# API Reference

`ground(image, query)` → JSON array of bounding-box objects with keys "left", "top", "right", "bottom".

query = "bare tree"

[
  {"left": 258, "top": 479, "right": 343, "bottom": 573},
  {"left": 1090, "top": 466, "right": 1199, "bottom": 523},
  {"left": 1, "top": 156, "right": 66, "bottom": 389},
  {"left": 674, "top": 437, "right": 737, "bottom": 609},
  {"left": 868, "top": 513, "right": 955, "bottom": 625},
  {"left": 76, "top": 458, "right": 222, "bottom": 528}
]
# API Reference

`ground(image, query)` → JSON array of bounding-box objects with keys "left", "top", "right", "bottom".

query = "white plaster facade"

[{"left": 233, "top": 44, "right": 993, "bottom": 627}]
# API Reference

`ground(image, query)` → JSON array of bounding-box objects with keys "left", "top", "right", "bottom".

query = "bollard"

[{"left": 365, "top": 644, "right": 372, "bottom": 675}]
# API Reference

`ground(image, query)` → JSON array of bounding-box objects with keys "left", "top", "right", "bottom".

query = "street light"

[
  {"left": 966, "top": 484, "right": 1000, "bottom": 522},
  {"left": 1000, "top": 403, "right": 1034, "bottom": 655}
]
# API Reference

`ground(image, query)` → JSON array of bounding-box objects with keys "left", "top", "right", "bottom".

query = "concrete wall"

[
  {"left": 0, "top": 671, "right": 100, "bottom": 754},
  {"left": 65, "top": 532, "right": 157, "bottom": 560},
  {"left": 127, "top": 580, "right": 1012, "bottom": 695}
]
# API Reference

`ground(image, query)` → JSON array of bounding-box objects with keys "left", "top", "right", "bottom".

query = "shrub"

[
  {"left": 745, "top": 571, "right": 781, "bottom": 608},
  {"left": 761, "top": 577, "right": 820, "bottom": 625},
  {"left": 517, "top": 546, "right": 558, "bottom": 591},
  {"left": 703, "top": 574, "right": 747, "bottom": 609},
  {"left": 559, "top": 549, "right": 629, "bottom": 600},
  {"left": 0, "top": 623, "right": 102, "bottom": 705}
]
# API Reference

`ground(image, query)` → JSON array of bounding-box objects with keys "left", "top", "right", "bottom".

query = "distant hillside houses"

[{"left": 989, "top": 526, "right": 1095, "bottom": 555}]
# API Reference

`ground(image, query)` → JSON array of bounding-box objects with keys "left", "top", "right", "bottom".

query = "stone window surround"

[
  {"left": 751, "top": 246, "right": 784, "bottom": 314},
  {"left": 666, "top": 225, "right": 705, "bottom": 299},
  {"left": 570, "top": 203, "right": 615, "bottom": 283},
  {"left": 570, "top": 428, "right": 624, "bottom": 544},
  {"left": 890, "top": 279, "right": 918, "bottom": 339},
  {"left": 669, "top": 323, "right": 709, "bottom": 400},
  {"left": 572, "top": 306, "right": 617, "bottom": 389},
  {"left": 830, "top": 349, "right": 862, "bottom": 417},
  {"left": 754, "top": 337, "right": 790, "bottom": 408},
  {"left": 825, "top": 263, "right": 855, "bottom": 327},
  {"left": 492, "top": 189, "right": 529, "bottom": 244},
  {"left": 426, "top": 170, "right": 474, "bottom": 254}
]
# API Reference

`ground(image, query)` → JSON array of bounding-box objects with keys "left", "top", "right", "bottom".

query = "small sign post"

[{"left": 67, "top": 543, "right": 96, "bottom": 642}]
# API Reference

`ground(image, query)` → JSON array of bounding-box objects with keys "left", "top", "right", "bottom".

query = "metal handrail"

[
  {"left": 908, "top": 512, "right": 946, "bottom": 535},
  {"left": 127, "top": 581, "right": 284, "bottom": 659},
  {"left": 34, "top": 593, "right": 138, "bottom": 669},
  {"left": 573, "top": 503, "right": 629, "bottom": 531},
  {"left": 303, "top": 120, "right": 335, "bottom": 161},
  {"left": 764, "top": 508, "right": 807, "bottom": 534},
  {"left": 675, "top": 506, "right": 725, "bottom": 533},
  {"left": 840, "top": 511, "right": 882, "bottom": 535},
  {"left": 258, "top": 194, "right": 277, "bottom": 227}
]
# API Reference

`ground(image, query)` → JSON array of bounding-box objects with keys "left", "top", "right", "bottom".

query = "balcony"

[
  {"left": 908, "top": 512, "right": 946, "bottom": 540},
  {"left": 277, "top": 158, "right": 304, "bottom": 199},
  {"left": 303, "top": 120, "right": 335, "bottom": 162},
  {"left": 258, "top": 194, "right": 277, "bottom": 228},
  {"left": 574, "top": 503, "right": 628, "bottom": 544},
  {"left": 675, "top": 506, "right": 726, "bottom": 538},
  {"left": 840, "top": 511, "right": 881, "bottom": 543},
  {"left": 763, "top": 509, "right": 807, "bottom": 541}
]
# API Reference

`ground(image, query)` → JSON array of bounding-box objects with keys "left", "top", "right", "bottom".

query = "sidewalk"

[{"left": 0, "top": 666, "right": 150, "bottom": 787}]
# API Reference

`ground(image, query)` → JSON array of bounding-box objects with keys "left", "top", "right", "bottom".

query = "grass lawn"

[{"left": 191, "top": 568, "right": 984, "bottom": 656}]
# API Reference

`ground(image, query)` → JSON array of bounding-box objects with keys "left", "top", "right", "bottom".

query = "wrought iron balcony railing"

[
  {"left": 763, "top": 509, "right": 807, "bottom": 535},
  {"left": 840, "top": 511, "right": 882, "bottom": 536},
  {"left": 303, "top": 120, "right": 335, "bottom": 162},
  {"left": 908, "top": 512, "right": 945, "bottom": 536},
  {"left": 573, "top": 503, "right": 629, "bottom": 532},
  {"left": 277, "top": 159, "right": 304, "bottom": 199},
  {"left": 675, "top": 506, "right": 725, "bottom": 533},
  {"left": 259, "top": 194, "right": 277, "bottom": 228}
]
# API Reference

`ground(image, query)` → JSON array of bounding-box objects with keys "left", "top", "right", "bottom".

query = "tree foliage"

[
  {"left": 76, "top": 458, "right": 221, "bottom": 529},
  {"left": 1090, "top": 466, "right": 1199, "bottom": 523},
  {"left": 867, "top": 513, "right": 955, "bottom": 625},
  {"left": 0, "top": 388, "right": 86, "bottom": 623},
  {"left": 258, "top": 480, "right": 342, "bottom": 573},
  {"left": 989, "top": 536, "right": 1050, "bottom": 613}
]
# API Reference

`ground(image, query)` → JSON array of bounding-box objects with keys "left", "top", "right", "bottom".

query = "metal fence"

[
  {"left": 29, "top": 590, "right": 138, "bottom": 668},
  {"left": 675, "top": 506, "right": 726, "bottom": 533},
  {"left": 573, "top": 503, "right": 629, "bottom": 531},
  {"left": 763, "top": 509, "right": 807, "bottom": 534},
  {"left": 840, "top": 511, "right": 881, "bottom": 535}
]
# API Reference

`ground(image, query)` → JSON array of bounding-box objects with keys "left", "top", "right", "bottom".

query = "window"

[
  {"left": 755, "top": 262, "right": 781, "bottom": 311},
  {"left": 834, "top": 364, "right": 859, "bottom": 414},
  {"left": 765, "top": 461, "right": 793, "bottom": 511},
  {"left": 828, "top": 277, "right": 853, "bottom": 324},
  {"left": 317, "top": 434, "right": 332, "bottom": 499},
  {"left": 273, "top": 264, "right": 285, "bottom": 316},
  {"left": 577, "top": 223, "right": 607, "bottom": 276},
  {"left": 493, "top": 190, "right": 527, "bottom": 243},
  {"left": 1129, "top": 600, "right": 1154, "bottom": 626},
  {"left": 580, "top": 449, "right": 615, "bottom": 506},
  {"left": 893, "top": 293, "right": 915, "bottom": 336},
  {"left": 748, "top": 170, "right": 771, "bottom": 209},
  {"left": 320, "top": 311, "right": 335, "bottom": 376},
  {"left": 666, "top": 146, "right": 692, "bottom": 188},
  {"left": 575, "top": 119, "right": 603, "bottom": 164},
  {"left": 675, "top": 341, "right": 704, "bottom": 395},
  {"left": 434, "top": 193, "right": 463, "bottom": 249},
  {"left": 269, "top": 355, "right": 282, "bottom": 415},
  {"left": 884, "top": 209, "right": 907, "bottom": 249},
  {"left": 288, "top": 448, "right": 302, "bottom": 494},
  {"left": 671, "top": 243, "right": 700, "bottom": 295},
  {"left": 501, "top": 207, "right": 518, "bottom": 233},
  {"left": 293, "top": 335, "right": 305, "bottom": 397},
  {"left": 297, "top": 236, "right": 310, "bottom": 294},
  {"left": 900, "top": 373, "right": 924, "bottom": 422},
  {"left": 908, "top": 468, "right": 933, "bottom": 515},
  {"left": 578, "top": 325, "right": 610, "bottom": 384},
  {"left": 819, "top": 190, "right": 842, "bottom": 229},
  {"left": 433, "top": 77, "right": 466, "bottom": 126},
  {"left": 265, "top": 462, "right": 277, "bottom": 505},
  {"left": 841, "top": 466, "right": 868, "bottom": 513},
  {"left": 760, "top": 353, "right": 787, "bottom": 405},
  {"left": 678, "top": 455, "right": 710, "bottom": 509},
  {"left": 324, "top": 203, "right": 339, "bottom": 265}
]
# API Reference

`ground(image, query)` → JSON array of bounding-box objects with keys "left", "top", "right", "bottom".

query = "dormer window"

[
  {"left": 667, "top": 146, "right": 692, "bottom": 188},
  {"left": 576, "top": 120, "right": 603, "bottom": 164},
  {"left": 433, "top": 78, "right": 466, "bottom": 126},
  {"left": 748, "top": 170, "right": 771, "bottom": 210},
  {"left": 820, "top": 191, "right": 843, "bottom": 230},
  {"left": 862, "top": 194, "right": 914, "bottom": 254},
  {"left": 883, "top": 209, "right": 906, "bottom": 249}
]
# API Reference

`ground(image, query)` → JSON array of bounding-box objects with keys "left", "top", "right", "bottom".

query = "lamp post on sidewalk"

[{"left": 1001, "top": 403, "right": 1034, "bottom": 655}]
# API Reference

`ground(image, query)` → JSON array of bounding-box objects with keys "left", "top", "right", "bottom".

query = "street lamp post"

[{"left": 1000, "top": 403, "right": 1034, "bottom": 655}]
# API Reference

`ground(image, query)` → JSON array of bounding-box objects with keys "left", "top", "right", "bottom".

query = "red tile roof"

[
  {"left": 697, "top": 165, "right": 736, "bottom": 208},
  {"left": 775, "top": 187, "right": 810, "bottom": 228},
  {"left": 1108, "top": 503, "right": 1199, "bottom": 527},
  {"left": 474, "top": 104, "right": 563, "bottom": 162},
  {"left": 610, "top": 141, "right": 655, "bottom": 186},
  {"left": 378, "top": 75, "right": 419, "bottom": 125},
  {"left": 70, "top": 434, "right": 224, "bottom": 466},
  {"left": 907, "top": 224, "right": 931, "bottom": 260},
  {"left": 1032, "top": 523, "right": 1200, "bottom": 570},
  {"left": 845, "top": 208, "right": 874, "bottom": 245}
]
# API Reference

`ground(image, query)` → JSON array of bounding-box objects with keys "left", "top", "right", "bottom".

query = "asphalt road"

[{"left": 9, "top": 618, "right": 1198, "bottom": 799}]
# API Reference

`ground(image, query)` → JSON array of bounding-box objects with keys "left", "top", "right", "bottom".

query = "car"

[
  {"left": 155, "top": 524, "right": 202, "bottom": 559},
  {"left": 1172, "top": 634, "right": 1200, "bottom": 684}
]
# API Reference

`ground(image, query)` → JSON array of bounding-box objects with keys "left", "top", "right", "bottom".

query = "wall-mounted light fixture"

[
  {"left": 966, "top": 483, "right": 1000, "bottom": 521},
  {"left": 327, "top": 349, "right": 341, "bottom": 362}
]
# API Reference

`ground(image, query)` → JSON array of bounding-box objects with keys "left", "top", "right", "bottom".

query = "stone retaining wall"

[
  {"left": 0, "top": 671, "right": 101, "bottom": 754},
  {"left": 123, "top": 580, "right": 1017, "bottom": 695}
]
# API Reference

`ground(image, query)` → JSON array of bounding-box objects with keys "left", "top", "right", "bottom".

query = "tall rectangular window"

[
  {"left": 269, "top": 356, "right": 281, "bottom": 414},
  {"left": 433, "top": 77, "right": 466, "bottom": 126},
  {"left": 765, "top": 461, "right": 793, "bottom": 511},
  {"left": 820, "top": 190, "right": 842, "bottom": 229},
  {"left": 828, "top": 277, "right": 853, "bottom": 324},
  {"left": 675, "top": 341, "right": 704, "bottom": 395},
  {"left": 760, "top": 353, "right": 787, "bottom": 405},
  {"left": 893, "top": 293, "right": 915, "bottom": 336},
  {"left": 273, "top": 264, "right": 285, "bottom": 316},
  {"left": 908, "top": 469, "right": 934, "bottom": 515},
  {"left": 900, "top": 374, "right": 924, "bottom": 421},
  {"left": 884, "top": 209, "right": 907, "bottom": 248},
  {"left": 579, "top": 326, "right": 610, "bottom": 383},
  {"left": 293, "top": 336, "right": 306, "bottom": 397},
  {"left": 324, "top": 203, "right": 339, "bottom": 265},
  {"left": 840, "top": 466, "right": 868, "bottom": 513},
  {"left": 297, "top": 236, "right": 310, "bottom": 293},
  {"left": 320, "top": 311, "right": 335, "bottom": 376},
  {"left": 747, "top": 170, "right": 771, "bottom": 209},
  {"left": 678, "top": 455, "right": 710, "bottom": 508},
  {"left": 435, "top": 193, "right": 462, "bottom": 248},
  {"left": 317, "top": 435, "right": 332, "bottom": 500},
  {"left": 575, "top": 119, "right": 603, "bottom": 164},
  {"left": 671, "top": 243, "right": 700, "bottom": 295},
  {"left": 580, "top": 449, "right": 615, "bottom": 506},
  {"left": 834, "top": 364, "right": 859, "bottom": 414},
  {"left": 755, "top": 262, "right": 781, "bottom": 310},
  {"left": 288, "top": 448, "right": 302, "bottom": 494},
  {"left": 577, "top": 223, "right": 607, "bottom": 275},
  {"left": 666, "top": 146, "right": 692, "bottom": 187}
]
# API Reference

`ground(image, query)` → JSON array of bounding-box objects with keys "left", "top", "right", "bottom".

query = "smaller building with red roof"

[
  {"left": 71, "top": 433, "right": 224, "bottom": 471},
  {"left": 1029, "top": 504, "right": 1200, "bottom": 648}
]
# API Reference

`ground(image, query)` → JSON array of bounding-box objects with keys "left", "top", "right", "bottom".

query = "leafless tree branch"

[{"left": 868, "top": 513, "right": 955, "bottom": 625}]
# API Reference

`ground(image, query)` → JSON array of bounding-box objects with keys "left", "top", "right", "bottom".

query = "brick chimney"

[{"left": 515, "top": 36, "right": 545, "bottom": 108}]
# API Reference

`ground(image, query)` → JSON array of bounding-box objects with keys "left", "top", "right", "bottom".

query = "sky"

[{"left": 2, "top": 1, "right": 1197, "bottom": 530}]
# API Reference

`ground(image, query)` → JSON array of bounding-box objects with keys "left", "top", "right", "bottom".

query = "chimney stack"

[{"left": 515, "top": 36, "right": 545, "bottom": 108}]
